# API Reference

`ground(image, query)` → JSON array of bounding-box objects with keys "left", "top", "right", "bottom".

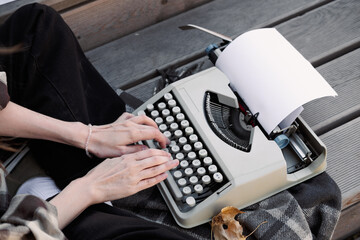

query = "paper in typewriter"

[{"left": 216, "top": 28, "right": 337, "bottom": 134}]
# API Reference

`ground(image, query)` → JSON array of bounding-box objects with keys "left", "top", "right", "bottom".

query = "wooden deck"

[
  {"left": 86, "top": 1, "right": 360, "bottom": 239},
  {"left": 1, "top": 0, "right": 359, "bottom": 239}
]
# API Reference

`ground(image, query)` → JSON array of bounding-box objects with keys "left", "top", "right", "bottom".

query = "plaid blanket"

[{"left": 112, "top": 172, "right": 341, "bottom": 240}]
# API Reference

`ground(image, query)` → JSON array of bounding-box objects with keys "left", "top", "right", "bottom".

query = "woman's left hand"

[{"left": 87, "top": 112, "right": 169, "bottom": 158}]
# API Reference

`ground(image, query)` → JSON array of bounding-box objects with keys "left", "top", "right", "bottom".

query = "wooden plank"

[
  {"left": 86, "top": 0, "right": 328, "bottom": 89},
  {"left": 42, "top": 0, "right": 89, "bottom": 12},
  {"left": 333, "top": 202, "right": 360, "bottom": 239},
  {"left": 61, "top": 0, "right": 212, "bottom": 51},
  {"left": 276, "top": 0, "right": 360, "bottom": 64},
  {"left": 0, "top": 0, "right": 88, "bottom": 23},
  {"left": 320, "top": 117, "right": 360, "bottom": 209},
  {"left": 301, "top": 48, "right": 360, "bottom": 134}
]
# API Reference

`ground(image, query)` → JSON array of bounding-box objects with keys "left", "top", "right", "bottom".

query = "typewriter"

[{"left": 132, "top": 27, "right": 335, "bottom": 228}]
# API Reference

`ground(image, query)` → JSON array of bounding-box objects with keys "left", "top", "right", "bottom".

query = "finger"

[
  {"left": 128, "top": 126, "right": 170, "bottom": 148},
  {"left": 117, "top": 144, "right": 149, "bottom": 155},
  {"left": 131, "top": 148, "right": 171, "bottom": 161},
  {"left": 127, "top": 115, "right": 158, "bottom": 129},
  {"left": 115, "top": 112, "right": 135, "bottom": 123},
  {"left": 137, "top": 172, "right": 169, "bottom": 191},
  {"left": 136, "top": 153, "right": 176, "bottom": 170},
  {"left": 140, "top": 158, "right": 179, "bottom": 179},
  {"left": 120, "top": 112, "right": 135, "bottom": 121}
]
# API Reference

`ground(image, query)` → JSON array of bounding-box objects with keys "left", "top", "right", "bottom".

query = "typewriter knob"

[
  {"left": 183, "top": 186, "right": 192, "bottom": 195},
  {"left": 208, "top": 164, "right": 218, "bottom": 174},
  {"left": 194, "top": 184, "right": 204, "bottom": 194},
  {"left": 163, "top": 131, "right": 171, "bottom": 139},
  {"left": 185, "top": 127, "right": 194, "bottom": 136},
  {"left": 184, "top": 168, "right": 194, "bottom": 176},
  {"left": 203, "top": 157, "right": 213, "bottom": 166},
  {"left": 189, "top": 176, "right": 199, "bottom": 185},
  {"left": 178, "top": 137, "right": 187, "bottom": 145},
  {"left": 178, "top": 178, "right": 187, "bottom": 186},
  {"left": 202, "top": 175, "right": 211, "bottom": 185},
  {"left": 180, "top": 160, "right": 189, "bottom": 168},
  {"left": 187, "top": 152, "right": 196, "bottom": 160},
  {"left": 189, "top": 134, "right": 198, "bottom": 143},
  {"left": 213, "top": 172, "right": 224, "bottom": 183},
  {"left": 175, "top": 152, "right": 185, "bottom": 161},
  {"left": 186, "top": 196, "right": 196, "bottom": 207},
  {"left": 194, "top": 142, "right": 203, "bottom": 151},
  {"left": 146, "top": 104, "right": 154, "bottom": 111},
  {"left": 198, "top": 149, "right": 208, "bottom": 158},
  {"left": 170, "top": 122, "right": 179, "bottom": 131},
  {"left": 180, "top": 120, "right": 190, "bottom": 129},
  {"left": 166, "top": 116, "right": 175, "bottom": 124},
  {"left": 168, "top": 99, "right": 177, "bottom": 108},
  {"left": 171, "top": 145, "right": 180, "bottom": 154},
  {"left": 159, "top": 124, "right": 167, "bottom": 132},
  {"left": 161, "top": 109, "right": 170, "bottom": 117},
  {"left": 192, "top": 159, "right": 201, "bottom": 168},
  {"left": 164, "top": 93, "right": 173, "bottom": 101},
  {"left": 176, "top": 113, "right": 185, "bottom": 122},
  {"left": 157, "top": 102, "right": 166, "bottom": 111},
  {"left": 155, "top": 117, "right": 163, "bottom": 125},
  {"left": 172, "top": 106, "right": 181, "bottom": 115},
  {"left": 173, "top": 170, "right": 182, "bottom": 179},
  {"left": 183, "top": 144, "right": 192, "bottom": 153},
  {"left": 197, "top": 167, "right": 206, "bottom": 176},
  {"left": 150, "top": 110, "right": 159, "bottom": 118}
]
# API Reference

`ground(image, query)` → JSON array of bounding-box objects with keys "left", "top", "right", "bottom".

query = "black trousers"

[
  {"left": 0, "top": 3, "right": 125, "bottom": 188},
  {"left": 0, "top": 4, "right": 195, "bottom": 240}
]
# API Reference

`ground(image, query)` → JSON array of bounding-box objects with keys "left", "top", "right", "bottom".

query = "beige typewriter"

[{"left": 133, "top": 28, "right": 336, "bottom": 228}]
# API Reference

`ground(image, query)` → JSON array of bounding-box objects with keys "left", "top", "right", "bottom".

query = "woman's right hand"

[
  {"left": 50, "top": 148, "right": 178, "bottom": 229},
  {"left": 81, "top": 148, "right": 178, "bottom": 204}
]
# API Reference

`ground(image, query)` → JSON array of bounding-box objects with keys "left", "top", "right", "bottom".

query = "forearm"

[
  {"left": 49, "top": 178, "right": 94, "bottom": 229},
  {"left": 0, "top": 101, "right": 88, "bottom": 149}
]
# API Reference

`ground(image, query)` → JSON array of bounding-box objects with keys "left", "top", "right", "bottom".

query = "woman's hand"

[
  {"left": 0, "top": 103, "right": 166, "bottom": 159},
  {"left": 50, "top": 149, "right": 178, "bottom": 229},
  {"left": 87, "top": 112, "right": 169, "bottom": 158},
  {"left": 83, "top": 149, "right": 178, "bottom": 203}
]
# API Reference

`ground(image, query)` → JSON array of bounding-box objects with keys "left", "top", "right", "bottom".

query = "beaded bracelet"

[{"left": 85, "top": 123, "right": 93, "bottom": 158}]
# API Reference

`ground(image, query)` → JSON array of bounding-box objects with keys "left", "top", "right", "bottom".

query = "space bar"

[{"left": 164, "top": 171, "right": 183, "bottom": 200}]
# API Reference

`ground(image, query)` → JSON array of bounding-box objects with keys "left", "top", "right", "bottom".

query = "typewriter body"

[{"left": 133, "top": 67, "right": 327, "bottom": 228}]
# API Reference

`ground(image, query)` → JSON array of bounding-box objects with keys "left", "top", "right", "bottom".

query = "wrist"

[
  {"left": 66, "top": 122, "right": 89, "bottom": 149},
  {"left": 50, "top": 177, "right": 95, "bottom": 229}
]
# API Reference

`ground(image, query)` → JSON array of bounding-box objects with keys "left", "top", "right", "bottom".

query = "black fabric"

[
  {"left": 63, "top": 203, "right": 196, "bottom": 240},
  {"left": 0, "top": 3, "right": 125, "bottom": 188},
  {"left": 118, "top": 91, "right": 144, "bottom": 109},
  {"left": 0, "top": 4, "right": 196, "bottom": 239}
]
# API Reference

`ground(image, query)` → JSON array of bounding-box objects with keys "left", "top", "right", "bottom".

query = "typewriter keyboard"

[{"left": 139, "top": 92, "right": 228, "bottom": 212}]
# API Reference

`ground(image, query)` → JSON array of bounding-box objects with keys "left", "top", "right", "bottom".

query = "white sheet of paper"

[{"left": 216, "top": 28, "right": 337, "bottom": 134}]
